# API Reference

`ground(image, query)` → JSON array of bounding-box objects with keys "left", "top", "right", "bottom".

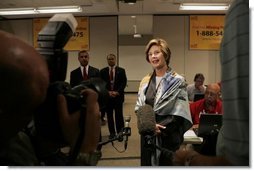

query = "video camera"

[{"left": 34, "top": 14, "right": 108, "bottom": 145}]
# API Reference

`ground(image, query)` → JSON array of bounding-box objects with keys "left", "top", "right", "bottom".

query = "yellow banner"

[
  {"left": 189, "top": 15, "right": 225, "bottom": 50},
  {"left": 33, "top": 17, "right": 89, "bottom": 51}
]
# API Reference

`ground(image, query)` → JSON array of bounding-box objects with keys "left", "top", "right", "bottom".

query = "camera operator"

[{"left": 0, "top": 30, "right": 101, "bottom": 166}]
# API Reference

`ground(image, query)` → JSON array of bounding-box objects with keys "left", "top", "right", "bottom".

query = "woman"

[{"left": 135, "top": 38, "right": 192, "bottom": 166}]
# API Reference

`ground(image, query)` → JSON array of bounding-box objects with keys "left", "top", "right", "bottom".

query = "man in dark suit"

[
  {"left": 100, "top": 54, "right": 127, "bottom": 139},
  {"left": 70, "top": 50, "right": 100, "bottom": 87}
]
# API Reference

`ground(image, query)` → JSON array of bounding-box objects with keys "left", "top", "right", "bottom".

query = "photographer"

[{"left": 0, "top": 30, "right": 101, "bottom": 166}]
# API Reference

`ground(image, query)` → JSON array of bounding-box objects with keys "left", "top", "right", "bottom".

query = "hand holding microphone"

[
  {"left": 136, "top": 104, "right": 157, "bottom": 148},
  {"left": 136, "top": 104, "right": 156, "bottom": 135},
  {"left": 136, "top": 104, "right": 166, "bottom": 135},
  {"left": 136, "top": 104, "right": 174, "bottom": 165}
]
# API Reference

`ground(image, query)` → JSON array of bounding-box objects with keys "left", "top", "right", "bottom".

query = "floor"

[
  {"left": 97, "top": 93, "right": 141, "bottom": 167},
  {"left": 96, "top": 93, "right": 201, "bottom": 167}
]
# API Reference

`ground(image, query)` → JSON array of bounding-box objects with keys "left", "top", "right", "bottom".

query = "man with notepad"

[{"left": 188, "top": 83, "right": 223, "bottom": 155}]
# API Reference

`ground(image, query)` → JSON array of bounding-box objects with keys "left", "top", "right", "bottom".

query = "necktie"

[
  {"left": 110, "top": 67, "right": 114, "bottom": 90},
  {"left": 83, "top": 67, "right": 88, "bottom": 80},
  {"left": 110, "top": 67, "right": 113, "bottom": 81}
]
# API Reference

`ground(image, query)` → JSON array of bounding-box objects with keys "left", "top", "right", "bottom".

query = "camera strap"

[{"left": 67, "top": 108, "right": 86, "bottom": 165}]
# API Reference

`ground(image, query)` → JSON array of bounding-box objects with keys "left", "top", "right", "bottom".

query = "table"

[{"left": 183, "top": 129, "right": 203, "bottom": 144}]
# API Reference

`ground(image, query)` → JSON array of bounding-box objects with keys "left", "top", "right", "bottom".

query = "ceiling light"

[
  {"left": 123, "top": 0, "right": 137, "bottom": 5},
  {"left": 132, "top": 16, "right": 142, "bottom": 38},
  {"left": 0, "top": 8, "right": 37, "bottom": 15},
  {"left": 37, "top": 6, "right": 82, "bottom": 13},
  {"left": 133, "top": 25, "right": 142, "bottom": 38},
  {"left": 179, "top": 3, "right": 230, "bottom": 11},
  {"left": 133, "top": 33, "right": 142, "bottom": 38},
  {"left": 0, "top": 6, "right": 82, "bottom": 15}
]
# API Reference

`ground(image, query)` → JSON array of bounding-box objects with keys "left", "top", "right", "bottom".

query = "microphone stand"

[
  {"left": 144, "top": 135, "right": 174, "bottom": 165},
  {"left": 96, "top": 115, "right": 131, "bottom": 159},
  {"left": 97, "top": 127, "right": 131, "bottom": 153}
]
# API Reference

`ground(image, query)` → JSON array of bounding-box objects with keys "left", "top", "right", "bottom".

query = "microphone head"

[
  {"left": 124, "top": 115, "right": 131, "bottom": 127},
  {"left": 136, "top": 104, "right": 156, "bottom": 135},
  {"left": 124, "top": 115, "right": 131, "bottom": 122}
]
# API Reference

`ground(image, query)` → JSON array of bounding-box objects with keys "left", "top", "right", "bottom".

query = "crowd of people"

[{"left": 0, "top": 0, "right": 249, "bottom": 166}]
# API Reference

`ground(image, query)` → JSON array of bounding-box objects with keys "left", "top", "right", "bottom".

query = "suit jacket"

[
  {"left": 100, "top": 66, "right": 127, "bottom": 103},
  {"left": 70, "top": 65, "right": 99, "bottom": 87}
]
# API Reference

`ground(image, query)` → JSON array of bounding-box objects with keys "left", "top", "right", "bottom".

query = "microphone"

[
  {"left": 123, "top": 115, "right": 131, "bottom": 150},
  {"left": 136, "top": 105, "right": 174, "bottom": 165},
  {"left": 136, "top": 104, "right": 156, "bottom": 135},
  {"left": 124, "top": 115, "right": 131, "bottom": 127}
]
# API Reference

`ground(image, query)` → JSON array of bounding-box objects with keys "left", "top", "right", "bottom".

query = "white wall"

[
  {"left": 0, "top": 15, "right": 222, "bottom": 92},
  {"left": 119, "top": 45, "right": 151, "bottom": 80},
  {"left": 153, "top": 15, "right": 221, "bottom": 85},
  {"left": 118, "top": 15, "right": 222, "bottom": 91}
]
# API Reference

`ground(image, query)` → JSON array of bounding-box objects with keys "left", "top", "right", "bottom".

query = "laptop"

[
  {"left": 197, "top": 113, "right": 223, "bottom": 137},
  {"left": 193, "top": 93, "right": 205, "bottom": 102}
]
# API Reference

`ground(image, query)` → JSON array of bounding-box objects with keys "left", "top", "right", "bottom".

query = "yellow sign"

[
  {"left": 189, "top": 15, "right": 225, "bottom": 50},
  {"left": 33, "top": 17, "right": 89, "bottom": 51}
]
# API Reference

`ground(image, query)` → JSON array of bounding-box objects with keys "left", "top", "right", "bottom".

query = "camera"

[
  {"left": 34, "top": 78, "right": 108, "bottom": 145},
  {"left": 33, "top": 14, "right": 108, "bottom": 145},
  {"left": 65, "top": 78, "right": 108, "bottom": 113}
]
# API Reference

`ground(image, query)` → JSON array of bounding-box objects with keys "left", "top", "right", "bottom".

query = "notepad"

[{"left": 193, "top": 93, "right": 205, "bottom": 102}]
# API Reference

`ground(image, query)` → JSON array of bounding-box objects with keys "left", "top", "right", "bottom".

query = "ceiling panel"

[
  {"left": 0, "top": 0, "right": 233, "bottom": 35},
  {"left": 0, "top": 0, "right": 232, "bottom": 16},
  {"left": 119, "top": 15, "right": 153, "bottom": 35}
]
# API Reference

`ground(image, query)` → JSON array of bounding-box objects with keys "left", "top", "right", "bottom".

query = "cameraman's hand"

[
  {"left": 173, "top": 146, "right": 232, "bottom": 166},
  {"left": 109, "top": 91, "right": 119, "bottom": 97},
  {"left": 57, "top": 89, "right": 101, "bottom": 153},
  {"left": 173, "top": 146, "right": 198, "bottom": 165}
]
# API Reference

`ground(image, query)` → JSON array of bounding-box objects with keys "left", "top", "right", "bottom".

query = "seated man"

[
  {"left": 0, "top": 30, "right": 101, "bottom": 166},
  {"left": 189, "top": 83, "right": 223, "bottom": 156},
  {"left": 190, "top": 83, "right": 223, "bottom": 126}
]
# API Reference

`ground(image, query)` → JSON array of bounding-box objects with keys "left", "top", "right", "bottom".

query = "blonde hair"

[{"left": 145, "top": 38, "right": 171, "bottom": 65}]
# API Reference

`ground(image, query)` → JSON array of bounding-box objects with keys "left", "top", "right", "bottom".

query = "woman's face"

[{"left": 148, "top": 45, "right": 167, "bottom": 70}]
